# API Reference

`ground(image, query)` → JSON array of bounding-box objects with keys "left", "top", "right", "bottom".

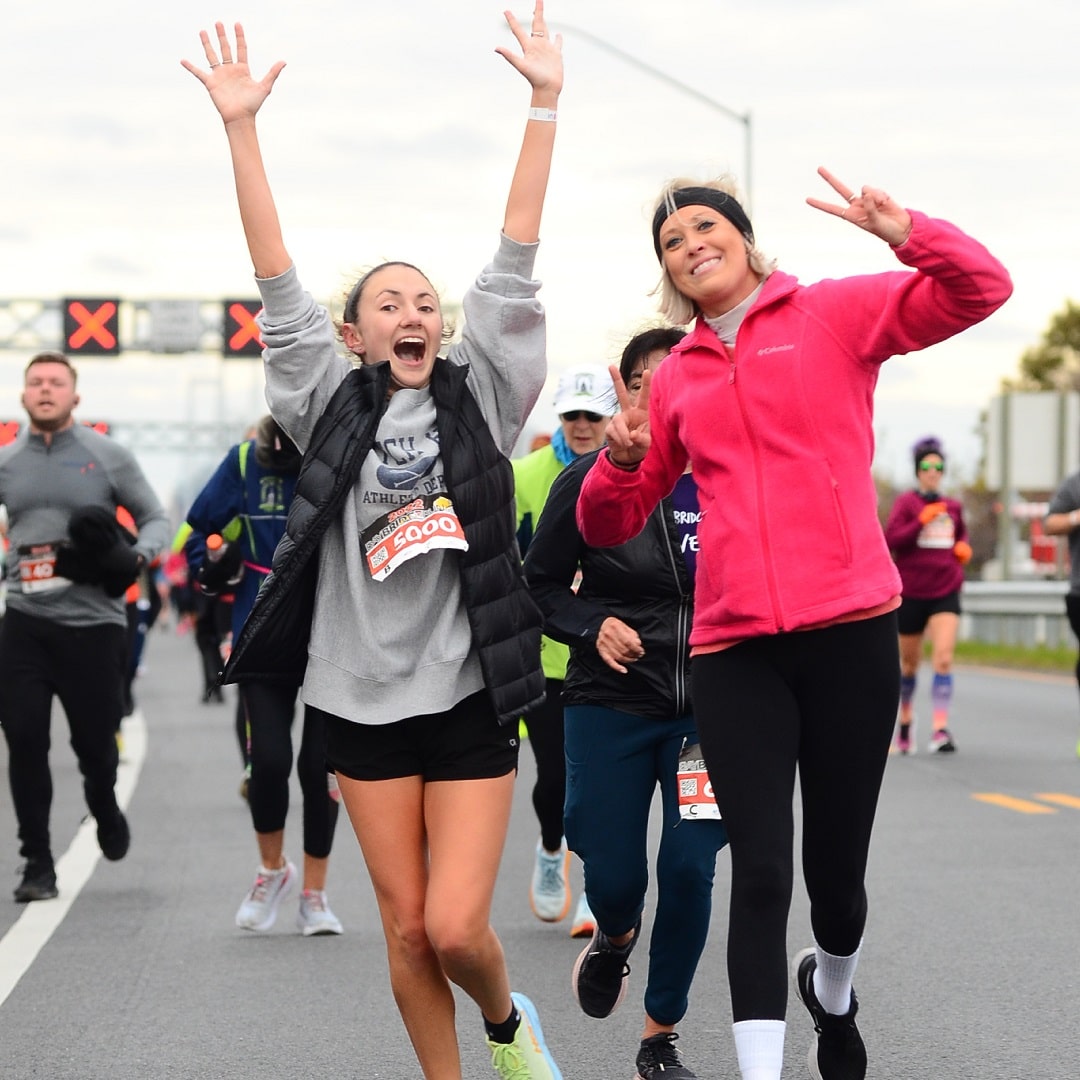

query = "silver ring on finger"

[
  {"left": 221, "top": 59, "right": 234, "bottom": 64},
  {"left": 847, "top": 194, "right": 857, "bottom": 203},
  {"left": 209, "top": 62, "right": 220, "bottom": 68},
  {"left": 841, "top": 207, "right": 849, "bottom": 220},
  {"left": 531, "top": 31, "right": 545, "bottom": 36}
]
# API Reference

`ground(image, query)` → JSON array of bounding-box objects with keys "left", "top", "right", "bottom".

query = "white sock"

[
  {"left": 814, "top": 939, "right": 862, "bottom": 1015},
  {"left": 732, "top": 1019, "right": 785, "bottom": 1080}
]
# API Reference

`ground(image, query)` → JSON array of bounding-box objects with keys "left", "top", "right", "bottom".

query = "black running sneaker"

[
  {"left": 571, "top": 917, "right": 640, "bottom": 1019},
  {"left": 14, "top": 857, "right": 58, "bottom": 903},
  {"left": 635, "top": 1032, "right": 697, "bottom": 1079},
  {"left": 792, "top": 947, "right": 867, "bottom": 1080},
  {"left": 97, "top": 809, "right": 130, "bottom": 861}
]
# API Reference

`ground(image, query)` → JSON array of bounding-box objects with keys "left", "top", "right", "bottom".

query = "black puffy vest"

[{"left": 223, "top": 358, "right": 545, "bottom": 725}]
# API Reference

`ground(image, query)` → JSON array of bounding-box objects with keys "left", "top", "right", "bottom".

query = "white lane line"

[{"left": 0, "top": 709, "right": 147, "bottom": 1007}]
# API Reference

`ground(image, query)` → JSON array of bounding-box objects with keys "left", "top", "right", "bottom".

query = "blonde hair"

[{"left": 649, "top": 176, "right": 776, "bottom": 326}]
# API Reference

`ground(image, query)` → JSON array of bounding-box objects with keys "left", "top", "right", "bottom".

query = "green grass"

[{"left": 953, "top": 640, "right": 1075, "bottom": 674}]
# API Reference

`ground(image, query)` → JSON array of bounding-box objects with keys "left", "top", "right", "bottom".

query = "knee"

[
  {"left": 385, "top": 912, "right": 439, "bottom": 971},
  {"left": 2, "top": 724, "right": 47, "bottom": 754},
  {"left": 657, "top": 846, "right": 720, "bottom": 899},
  {"left": 249, "top": 745, "right": 291, "bottom": 782},
  {"left": 425, "top": 910, "right": 489, "bottom": 970},
  {"left": 732, "top": 852, "right": 791, "bottom": 914}
]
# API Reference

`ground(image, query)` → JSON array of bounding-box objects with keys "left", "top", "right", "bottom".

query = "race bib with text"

[
  {"left": 677, "top": 740, "right": 721, "bottom": 821},
  {"left": 917, "top": 511, "right": 956, "bottom": 550},
  {"left": 17, "top": 541, "right": 71, "bottom": 595},
  {"left": 361, "top": 494, "right": 469, "bottom": 582}
]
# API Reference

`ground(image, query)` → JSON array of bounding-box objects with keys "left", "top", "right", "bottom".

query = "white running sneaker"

[
  {"left": 297, "top": 888, "right": 344, "bottom": 936},
  {"left": 569, "top": 891, "right": 597, "bottom": 939},
  {"left": 529, "top": 839, "right": 571, "bottom": 923},
  {"left": 235, "top": 861, "right": 297, "bottom": 931}
]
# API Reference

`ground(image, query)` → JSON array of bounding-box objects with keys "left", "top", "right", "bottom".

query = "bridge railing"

[{"left": 960, "top": 580, "right": 1074, "bottom": 648}]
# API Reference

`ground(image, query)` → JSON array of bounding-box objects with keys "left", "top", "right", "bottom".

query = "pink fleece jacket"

[{"left": 577, "top": 211, "right": 1012, "bottom": 648}]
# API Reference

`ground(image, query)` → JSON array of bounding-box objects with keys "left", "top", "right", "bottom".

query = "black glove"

[
  {"left": 68, "top": 505, "right": 134, "bottom": 553},
  {"left": 62, "top": 505, "right": 141, "bottom": 597},
  {"left": 53, "top": 544, "right": 103, "bottom": 585},
  {"left": 98, "top": 544, "right": 143, "bottom": 598},
  {"left": 195, "top": 542, "right": 244, "bottom": 595}
]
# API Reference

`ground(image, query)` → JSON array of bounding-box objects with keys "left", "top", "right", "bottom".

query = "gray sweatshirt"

[
  {"left": 0, "top": 423, "right": 169, "bottom": 627},
  {"left": 255, "top": 234, "right": 546, "bottom": 724}
]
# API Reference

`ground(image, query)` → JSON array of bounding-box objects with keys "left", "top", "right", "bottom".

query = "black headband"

[{"left": 652, "top": 187, "right": 754, "bottom": 261}]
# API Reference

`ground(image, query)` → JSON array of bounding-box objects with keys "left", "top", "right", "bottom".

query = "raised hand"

[
  {"left": 496, "top": 1, "right": 564, "bottom": 96},
  {"left": 181, "top": 22, "right": 286, "bottom": 126},
  {"left": 806, "top": 166, "right": 913, "bottom": 247},
  {"left": 603, "top": 363, "right": 651, "bottom": 468}
]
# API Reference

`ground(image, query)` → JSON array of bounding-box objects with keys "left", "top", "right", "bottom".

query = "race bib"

[
  {"left": 677, "top": 740, "right": 721, "bottom": 821},
  {"left": 361, "top": 493, "right": 469, "bottom": 582},
  {"left": 917, "top": 512, "right": 955, "bottom": 550},
  {"left": 17, "top": 541, "right": 71, "bottom": 595}
]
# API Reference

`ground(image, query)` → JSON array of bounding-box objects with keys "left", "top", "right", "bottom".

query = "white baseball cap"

[{"left": 553, "top": 365, "right": 616, "bottom": 417}]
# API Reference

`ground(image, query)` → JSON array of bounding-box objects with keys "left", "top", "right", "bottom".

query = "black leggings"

[
  {"left": 525, "top": 678, "right": 567, "bottom": 853},
  {"left": 692, "top": 612, "right": 899, "bottom": 1021},
  {"left": 241, "top": 682, "right": 339, "bottom": 859}
]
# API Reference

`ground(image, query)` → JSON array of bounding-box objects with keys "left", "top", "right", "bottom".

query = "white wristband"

[{"left": 528, "top": 107, "right": 557, "bottom": 123}]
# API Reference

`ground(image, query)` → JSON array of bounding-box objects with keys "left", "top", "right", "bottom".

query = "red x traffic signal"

[
  {"left": 63, "top": 298, "right": 120, "bottom": 355},
  {"left": 223, "top": 299, "right": 265, "bottom": 358}
]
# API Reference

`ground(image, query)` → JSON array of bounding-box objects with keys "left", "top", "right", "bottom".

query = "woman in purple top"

[{"left": 883, "top": 437, "right": 971, "bottom": 754}]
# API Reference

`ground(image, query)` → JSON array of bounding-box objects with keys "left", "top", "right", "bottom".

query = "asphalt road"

[{"left": 1, "top": 626, "right": 1078, "bottom": 1079}]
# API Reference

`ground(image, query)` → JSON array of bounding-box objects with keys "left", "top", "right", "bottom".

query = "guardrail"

[{"left": 960, "top": 580, "right": 1074, "bottom": 648}]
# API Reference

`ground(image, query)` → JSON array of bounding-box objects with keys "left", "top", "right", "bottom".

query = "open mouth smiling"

[{"left": 394, "top": 338, "right": 426, "bottom": 363}]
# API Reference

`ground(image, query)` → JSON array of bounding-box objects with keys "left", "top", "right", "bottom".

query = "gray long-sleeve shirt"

[
  {"left": 254, "top": 234, "right": 546, "bottom": 725},
  {"left": 0, "top": 423, "right": 169, "bottom": 627}
]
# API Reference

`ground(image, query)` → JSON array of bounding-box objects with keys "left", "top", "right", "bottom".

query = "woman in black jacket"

[{"left": 523, "top": 328, "right": 728, "bottom": 1080}]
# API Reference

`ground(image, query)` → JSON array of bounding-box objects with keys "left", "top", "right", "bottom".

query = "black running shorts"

[
  {"left": 896, "top": 590, "right": 961, "bottom": 635},
  {"left": 321, "top": 689, "right": 519, "bottom": 782}
]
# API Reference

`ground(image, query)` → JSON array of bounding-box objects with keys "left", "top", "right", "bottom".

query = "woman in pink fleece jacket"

[{"left": 576, "top": 168, "right": 1012, "bottom": 1080}]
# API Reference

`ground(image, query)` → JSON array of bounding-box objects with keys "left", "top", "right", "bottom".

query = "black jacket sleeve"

[{"left": 523, "top": 453, "right": 611, "bottom": 647}]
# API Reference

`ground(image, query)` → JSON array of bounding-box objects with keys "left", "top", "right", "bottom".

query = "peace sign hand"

[
  {"left": 604, "top": 363, "right": 650, "bottom": 468},
  {"left": 181, "top": 22, "right": 286, "bottom": 126},
  {"left": 806, "top": 166, "right": 913, "bottom": 247}
]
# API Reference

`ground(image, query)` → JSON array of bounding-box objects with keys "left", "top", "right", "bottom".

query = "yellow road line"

[
  {"left": 1034, "top": 792, "right": 1080, "bottom": 810},
  {"left": 971, "top": 793, "right": 1057, "bottom": 814}
]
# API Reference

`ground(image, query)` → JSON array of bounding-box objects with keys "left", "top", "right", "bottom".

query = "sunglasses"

[
  {"left": 919, "top": 462, "right": 944, "bottom": 472},
  {"left": 561, "top": 410, "right": 605, "bottom": 423}
]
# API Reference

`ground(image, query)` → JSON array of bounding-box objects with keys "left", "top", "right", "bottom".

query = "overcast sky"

[{"left": 0, "top": 0, "right": 1076, "bottom": 501}]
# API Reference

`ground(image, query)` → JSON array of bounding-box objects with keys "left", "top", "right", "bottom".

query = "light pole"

[{"left": 548, "top": 21, "right": 752, "bottom": 212}]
